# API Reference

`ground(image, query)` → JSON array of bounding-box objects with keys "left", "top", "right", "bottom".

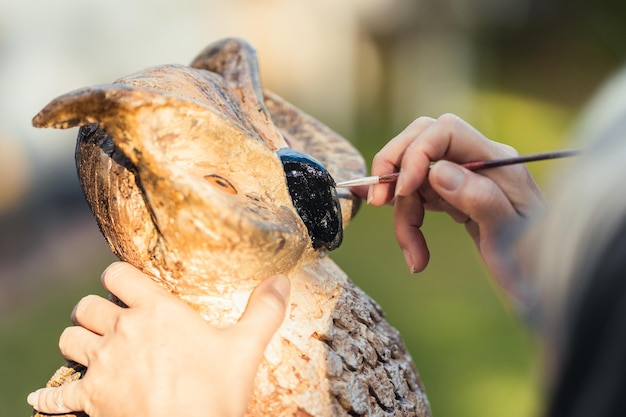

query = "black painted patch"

[{"left": 277, "top": 148, "right": 342, "bottom": 251}]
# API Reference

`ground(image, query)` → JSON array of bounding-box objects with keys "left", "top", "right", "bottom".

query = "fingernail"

[
  {"left": 366, "top": 187, "right": 374, "bottom": 205},
  {"left": 100, "top": 261, "right": 125, "bottom": 282},
  {"left": 269, "top": 275, "right": 290, "bottom": 302},
  {"left": 435, "top": 162, "right": 463, "bottom": 191},
  {"left": 394, "top": 176, "right": 405, "bottom": 197},
  {"left": 27, "top": 390, "right": 39, "bottom": 407},
  {"left": 402, "top": 249, "right": 417, "bottom": 274}
]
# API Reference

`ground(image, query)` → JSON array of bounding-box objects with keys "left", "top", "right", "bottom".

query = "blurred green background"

[{"left": 1, "top": 1, "right": 625, "bottom": 416}]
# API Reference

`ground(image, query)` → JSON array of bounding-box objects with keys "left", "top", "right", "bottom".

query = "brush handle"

[
  {"left": 375, "top": 149, "right": 581, "bottom": 184},
  {"left": 460, "top": 149, "right": 581, "bottom": 170}
]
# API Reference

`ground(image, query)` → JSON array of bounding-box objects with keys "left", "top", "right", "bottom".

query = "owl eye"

[
  {"left": 276, "top": 148, "right": 342, "bottom": 251},
  {"left": 204, "top": 174, "right": 237, "bottom": 195}
]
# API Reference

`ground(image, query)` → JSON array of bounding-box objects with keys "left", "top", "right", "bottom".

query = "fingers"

[
  {"left": 394, "top": 194, "right": 429, "bottom": 273},
  {"left": 101, "top": 262, "right": 169, "bottom": 308},
  {"left": 27, "top": 382, "right": 86, "bottom": 415},
  {"left": 58, "top": 326, "right": 100, "bottom": 366},
  {"left": 236, "top": 275, "right": 290, "bottom": 352},
  {"left": 71, "top": 294, "right": 120, "bottom": 334},
  {"left": 369, "top": 116, "right": 435, "bottom": 205},
  {"left": 368, "top": 114, "right": 514, "bottom": 205},
  {"left": 395, "top": 114, "right": 513, "bottom": 197},
  {"left": 348, "top": 184, "right": 369, "bottom": 202}
]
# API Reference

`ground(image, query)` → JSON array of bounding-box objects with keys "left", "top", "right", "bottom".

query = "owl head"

[{"left": 33, "top": 38, "right": 366, "bottom": 293}]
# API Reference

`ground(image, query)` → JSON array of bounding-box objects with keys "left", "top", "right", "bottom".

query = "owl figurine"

[{"left": 32, "top": 38, "right": 431, "bottom": 417}]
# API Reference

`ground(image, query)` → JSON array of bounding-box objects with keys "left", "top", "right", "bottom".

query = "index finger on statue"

[
  {"left": 395, "top": 114, "right": 514, "bottom": 197},
  {"left": 71, "top": 294, "right": 121, "bottom": 332},
  {"left": 101, "top": 262, "right": 169, "bottom": 308},
  {"left": 27, "top": 381, "right": 87, "bottom": 415},
  {"left": 368, "top": 116, "right": 436, "bottom": 206}
]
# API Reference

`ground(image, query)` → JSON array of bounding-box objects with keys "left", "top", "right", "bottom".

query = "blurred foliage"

[{"left": 0, "top": 260, "right": 111, "bottom": 417}]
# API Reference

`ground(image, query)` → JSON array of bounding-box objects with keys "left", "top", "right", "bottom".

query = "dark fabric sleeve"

[{"left": 546, "top": 221, "right": 626, "bottom": 417}]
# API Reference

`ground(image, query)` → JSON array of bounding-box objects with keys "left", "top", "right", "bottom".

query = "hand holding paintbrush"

[
  {"left": 346, "top": 114, "right": 578, "bottom": 279},
  {"left": 336, "top": 149, "right": 581, "bottom": 188}
]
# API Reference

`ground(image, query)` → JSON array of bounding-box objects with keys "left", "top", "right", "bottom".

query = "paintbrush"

[{"left": 335, "top": 148, "right": 581, "bottom": 188}]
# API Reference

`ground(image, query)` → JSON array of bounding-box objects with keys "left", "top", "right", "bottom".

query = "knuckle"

[
  {"left": 437, "top": 113, "right": 461, "bottom": 127},
  {"left": 465, "top": 186, "right": 492, "bottom": 209},
  {"left": 112, "top": 311, "right": 136, "bottom": 337},
  {"left": 74, "top": 294, "right": 99, "bottom": 315},
  {"left": 88, "top": 343, "right": 105, "bottom": 364},
  {"left": 371, "top": 150, "right": 386, "bottom": 165},
  {"left": 409, "top": 115, "right": 436, "bottom": 129},
  {"left": 495, "top": 142, "right": 519, "bottom": 158},
  {"left": 371, "top": 149, "right": 398, "bottom": 172},
  {"left": 393, "top": 222, "right": 410, "bottom": 243},
  {"left": 58, "top": 327, "right": 73, "bottom": 355},
  {"left": 402, "top": 116, "right": 437, "bottom": 141},
  {"left": 393, "top": 212, "right": 420, "bottom": 245}
]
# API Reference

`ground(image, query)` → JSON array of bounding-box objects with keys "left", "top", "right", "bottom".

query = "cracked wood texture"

[{"left": 32, "top": 38, "right": 431, "bottom": 417}]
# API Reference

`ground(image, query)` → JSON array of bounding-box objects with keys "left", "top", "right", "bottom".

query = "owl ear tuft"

[
  {"left": 32, "top": 85, "right": 161, "bottom": 130},
  {"left": 191, "top": 37, "right": 265, "bottom": 107}
]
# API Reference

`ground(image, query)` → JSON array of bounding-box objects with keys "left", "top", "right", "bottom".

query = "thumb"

[
  {"left": 237, "top": 275, "right": 290, "bottom": 347},
  {"left": 429, "top": 160, "right": 517, "bottom": 230},
  {"left": 27, "top": 382, "right": 86, "bottom": 415}
]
